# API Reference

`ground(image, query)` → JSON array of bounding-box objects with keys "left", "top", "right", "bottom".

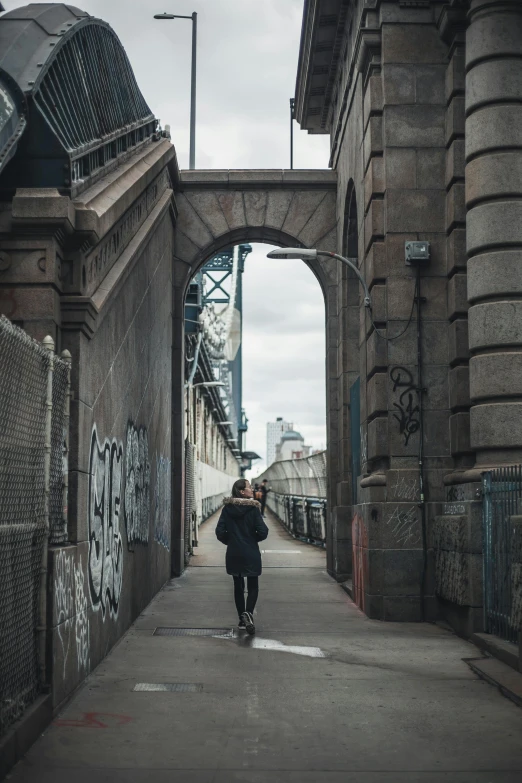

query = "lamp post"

[
  {"left": 266, "top": 247, "right": 371, "bottom": 309},
  {"left": 154, "top": 11, "right": 197, "bottom": 169}
]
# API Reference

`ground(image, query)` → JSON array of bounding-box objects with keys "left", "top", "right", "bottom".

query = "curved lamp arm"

[
  {"left": 266, "top": 247, "right": 372, "bottom": 309},
  {"left": 317, "top": 251, "right": 371, "bottom": 309}
]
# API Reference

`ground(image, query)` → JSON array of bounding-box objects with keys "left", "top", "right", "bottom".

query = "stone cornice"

[
  {"left": 178, "top": 169, "right": 337, "bottom": 190},
  {"left": 10, "top": 140, "right": 179, "bottom": 252},
  {"left": 437, "top": 1, "right": 469, "bottom": 45},
  {"left": 294, "top": 0, "right": 346, "bottom": 134},
  {"left": 60, "top": 296, "right": 98, "bottom": 339},
  {"left": 60, "top": 188, "right": 175, "bottom": 339}
]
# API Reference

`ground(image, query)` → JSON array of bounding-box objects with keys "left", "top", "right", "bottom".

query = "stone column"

[{"left": 466, "top": 0, "right": 522, "bottom": 466}]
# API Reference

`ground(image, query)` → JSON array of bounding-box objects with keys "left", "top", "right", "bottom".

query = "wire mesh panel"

[
  {"left": 482, "top": 466, "right": 522, "bottom": 644},
  {"left": 0, "top": 317, "right": 50, "bottom": 736},
  {"left": 49, "top": 357, "right": 70, "bottom": 545}
]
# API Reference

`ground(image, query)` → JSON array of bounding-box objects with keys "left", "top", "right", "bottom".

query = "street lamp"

[
  {"left": 266, "top": 247, "right": 371, "bottom": 309},
  {"left": 191, "top": 381, "right": 225, "bottom": 388},
  {"left": 154, "top": 11, "right": 197, "bottom": 169}
]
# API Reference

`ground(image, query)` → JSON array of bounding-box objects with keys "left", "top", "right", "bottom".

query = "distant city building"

[
  {"left": 275, "top": 430, "right": 311, "bottom": 462},
  {"left": 266, "top": 417, "right": 293, "bottom": 466}
]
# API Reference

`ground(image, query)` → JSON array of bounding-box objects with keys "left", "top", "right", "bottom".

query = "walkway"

[{"left": 9, "top": 511, "right": 522, "bottom": 782}]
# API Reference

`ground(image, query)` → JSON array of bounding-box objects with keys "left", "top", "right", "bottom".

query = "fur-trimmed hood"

[{"left": 223, "top": 497, "right": 261, "bottom": 510}]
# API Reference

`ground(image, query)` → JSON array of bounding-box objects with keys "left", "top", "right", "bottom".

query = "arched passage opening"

[
  {"left": 169, "top": 176, "right": 340, "bottom": 576},
  {"left": 180, "top": 239, "right": 328, "bottom": 569}
]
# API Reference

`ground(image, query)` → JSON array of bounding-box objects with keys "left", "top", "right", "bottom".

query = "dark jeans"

[
  {"left": 260, "top": 498, "right": 267, "bottom": 515},
  {"left": 233, "top": 575, "right": 259, "bottom": 617}
]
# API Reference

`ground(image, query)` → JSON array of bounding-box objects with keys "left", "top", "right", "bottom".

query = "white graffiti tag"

[
  {"left": 124, "top": 422, "right": 151, "bottom": 546},
  {"left": 75, "top": 555, "right": 90, "bottom": 670},
  {"left": 54, "top": 550, "right": 74, "bottom": 676},
  {"left": 54, "top": 551, "right": 90, "bottom": 674},
  {"left": 154, "top": 455, "right": 171, "bottom": 550},
  {"left": 88, "top": 426, "right": 124, "bottom": 619},
  {"left": 388, "top": 506, "right": 421, "bottom": 547}
]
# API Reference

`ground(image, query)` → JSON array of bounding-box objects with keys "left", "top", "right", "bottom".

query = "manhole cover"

[
  {"left": 133, "top": 683, "right": 202, "bottom": 693},
  {"left": 153, "top": 627, "right": 234, "bottom": 637}
]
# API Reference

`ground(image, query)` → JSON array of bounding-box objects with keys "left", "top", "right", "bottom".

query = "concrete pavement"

[{"left": 7, "top": 510, "right": 522, "bottom": 782}]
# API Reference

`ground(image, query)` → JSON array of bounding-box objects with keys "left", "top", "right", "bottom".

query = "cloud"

[
  {"left": 5, "top": 0, "right": 330, "bottom": 169},
  {"left": 4, "top": 2, "right": 330, "bottom": 463},
  {"left": 242, "top": 246, "right": 326, "bottom": 462}
]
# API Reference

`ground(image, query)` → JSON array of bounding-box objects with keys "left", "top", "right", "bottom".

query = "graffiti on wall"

[
  {"left": 360, "top": 425, "right": 367, "bottom": 471},
  {"left": 88, "top": 426, "right": 124, "bottom": 619},
  {"left": 54, "top": 551, "right": 90, "bottom": 675},
  {"left": 154, "top": 455, "right": 171, "bottom": 550},
  {"left": 387, "top": 506, "right": 421, "bottom": 547},
  {"left": 74, "top": 555, "right": 90, "bottom": 670},
  {"left": 390, "top": 367, "right": 420, "bottom": 446},
  {"left": 352, "top": 512, "right": 368, "bottom": 613},
  {"left": 124, "top": 422, "right": 151, "bottom": 546}
]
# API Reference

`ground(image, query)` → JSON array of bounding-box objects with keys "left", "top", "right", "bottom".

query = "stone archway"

[{"left": 169, "top": 169, "right": 341, "bottom": 575}]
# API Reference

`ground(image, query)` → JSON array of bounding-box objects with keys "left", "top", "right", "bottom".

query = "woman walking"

[{"left": 215, "top": 478, "right": 269, "bottom": 634}]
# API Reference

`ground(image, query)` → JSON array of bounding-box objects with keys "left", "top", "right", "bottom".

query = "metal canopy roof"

[{"left": 0, "top": 4, "right": 157, "bottom": 194}]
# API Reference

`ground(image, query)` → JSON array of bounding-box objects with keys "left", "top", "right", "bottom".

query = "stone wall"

[
  {"left": 170, "top": 170, "right": 340, "bottom": 576},
  {"left": 326, "top": 1, "right": 452, "bottom": 619},
  {"left": 0, "top": 140, "right": 176, "bottom": 708},
  {"left": 296, "top": 0, "right": 522, "bottom": 628}
]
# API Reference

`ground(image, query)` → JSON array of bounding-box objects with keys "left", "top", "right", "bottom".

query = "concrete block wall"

[
  {"left": 0, "top": 141, "right": 176, "bottom": 709},
  {"left": 54, "top": 207, "right": 173, "bottom": 705},
  {"left": 323, "top": 0, "right": 522, "bottom": 629},
  {"left": 466, "top": 0, "right": 522, "bottom": 467},
  {"left": 338, "top": 4, "right": 451, "bottom": 621}
]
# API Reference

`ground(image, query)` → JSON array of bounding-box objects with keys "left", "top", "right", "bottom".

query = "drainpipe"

[
  {"left": 415, "top": 265, "right": 428, "bottom": 622},
  {"left": 38, "top": 335, "right": 55, "bottom": 689}
]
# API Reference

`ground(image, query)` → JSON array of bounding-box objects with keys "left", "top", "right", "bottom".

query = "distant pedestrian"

[
  {"left": 259, "top": 478, "right": 270, "bottom": 516},
  {"left": 215, "top": 478, "right": 269, "bottom": 634}
]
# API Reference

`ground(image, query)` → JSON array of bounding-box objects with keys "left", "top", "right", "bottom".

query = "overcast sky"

[
  {"left": 3, "top": 0, "right": 330, "bottom": 468},
  {"left": 242, "top": 248, "right": 326, "bottom": 472}
]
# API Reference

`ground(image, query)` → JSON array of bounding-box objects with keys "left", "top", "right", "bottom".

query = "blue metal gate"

[{"left": 482, "top": 466, "right": 522, "bottom": 644}]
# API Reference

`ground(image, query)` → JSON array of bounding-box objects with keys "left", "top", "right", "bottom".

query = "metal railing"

[
  {"left": 0, "top": 317, "right": 71, "bottom": 737},
  {"left": 257, "top": 452, "right": 327, "bottom": 545},
  {"left": 268, "top": 492, "right": 327, "bottom": 545},
  {"left": 35, "top": 22, "right": 154, "bottom": 157},
  {"left": 482, "top": 466, "right": 522, "bottom": 644},
  {"left": 256, "top": 451, "right": 327, "bottom": 499}
]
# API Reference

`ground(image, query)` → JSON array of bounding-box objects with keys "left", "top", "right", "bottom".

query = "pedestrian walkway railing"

[
  {"left": 256, "top": 452, "right": 327, "bottom": 546},
  {"left": 0, "top": 317, "right": 71, "bottom": 737},
  {"left": 482, "top": 466, "right": 522, "bottom": 644},
  {"left": 256, "top": 451, "right": 327, "bottom": 498},
  {"left": 268, "top": 493, "right": 327, "bottom": 545}
]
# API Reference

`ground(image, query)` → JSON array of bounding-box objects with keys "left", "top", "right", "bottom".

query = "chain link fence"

[
  {"left": 49, "top": 358, "right": 70, "bottom": 545},
  {"left": 0, "top": 316, "right": 70, "bottom": 738},
  {"left": 255, "top": 451, "right": 327, "bottom": 498}
]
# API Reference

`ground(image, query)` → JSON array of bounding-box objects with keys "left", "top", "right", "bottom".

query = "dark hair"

[
  {"left": 262, "top": 479, "right": 268, "bottom": 483},
  {"left": 232, "top": 478, "right": 249, "bottom": 498}
]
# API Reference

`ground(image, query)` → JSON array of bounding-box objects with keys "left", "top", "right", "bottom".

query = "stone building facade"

[{"left": 295, "top": 0, "right": 522, "bottom": 629}]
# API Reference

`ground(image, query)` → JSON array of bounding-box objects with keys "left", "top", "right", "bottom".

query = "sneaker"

[
  {"left": 241, "top": 611, "right": 255, "bottom": 635},
  {"left": 238, "top": 618, "right": 246, "bottom": 630}
]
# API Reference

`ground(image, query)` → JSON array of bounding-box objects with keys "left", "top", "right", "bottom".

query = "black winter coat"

[{"left": 215, "top": 497, "right": 269, "bottom": 577}]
